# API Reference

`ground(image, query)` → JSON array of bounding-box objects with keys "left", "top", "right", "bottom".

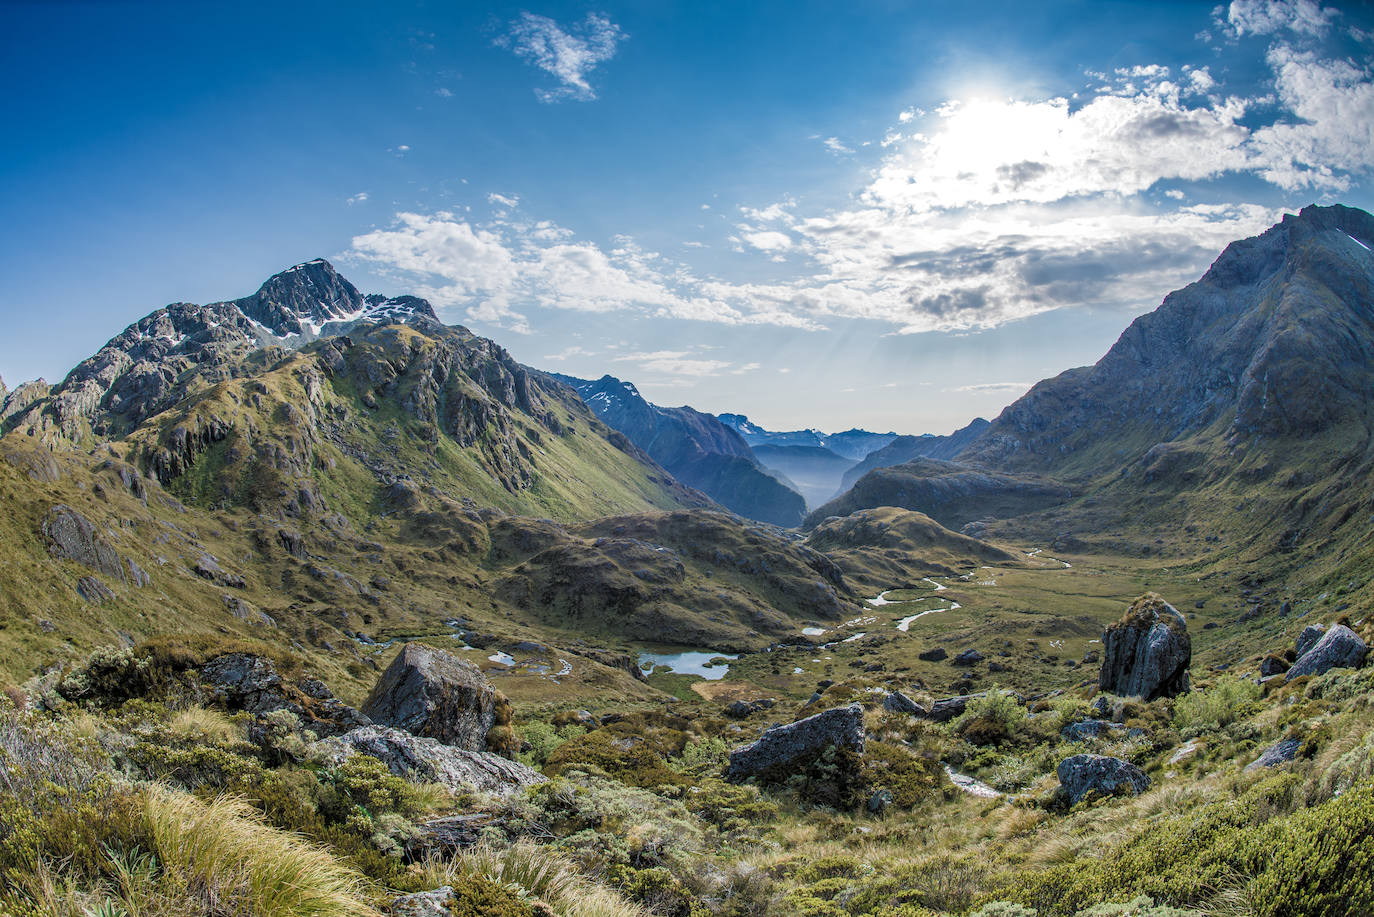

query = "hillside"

[
  {"left": 805, "top": 457, "right": 1071, "bottom": 532},
  {"left": 839, "top": 417, "right": 991, "bottom": 491},
  {"left": 554, "top": 374, "right": 807, "bottom": 527},
  {"left": 0, "top": 263, "right": 879, "bottom": 697}
]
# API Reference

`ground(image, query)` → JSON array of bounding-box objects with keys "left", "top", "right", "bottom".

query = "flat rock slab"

[
  {"left": 1246, "top": 738, "right": 1302, "bottom": 771},
  {"left": 322, "top": 725, "right": 544, "bottom": 797}
]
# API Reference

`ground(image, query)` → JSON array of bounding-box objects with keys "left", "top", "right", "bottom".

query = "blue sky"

[{"left": 3, "top": 0, "right": 1372, "bottom": 433}]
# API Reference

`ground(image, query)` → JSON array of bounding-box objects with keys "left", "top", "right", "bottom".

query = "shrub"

[
  {"left": 546, "top": 729, "right": 685, "bottom": 788},
  {"left": 954, "top": 691, "right": 1027, "bottom": 746},
  {"left": 518, "top": 720, "right": 586, "bottom": 768},
  {"left": 1172, "top": 675, "right": 1259, "bottom": 732},
  {"left": 861, "top": 741, "right": 944, "bottom": 808}
]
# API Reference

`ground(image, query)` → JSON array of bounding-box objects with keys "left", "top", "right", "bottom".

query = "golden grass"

[
  {"left": 144, "top": 788, "right": 378, "bottom": 917},
  {"left": 416, "top": 841, "right": 648, "bottom": 917}
]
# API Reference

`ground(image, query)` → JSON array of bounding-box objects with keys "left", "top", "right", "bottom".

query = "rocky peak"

[
  {"left": 233, "top": 259, "right": 366, "bottom": 336},
  {"left": 2, "top": 261, "right": 443, "bottom": 443}
]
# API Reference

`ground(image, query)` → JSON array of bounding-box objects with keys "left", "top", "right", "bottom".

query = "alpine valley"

[{"left": 4, "top": 205, "right": 1374, "bottom": 917}]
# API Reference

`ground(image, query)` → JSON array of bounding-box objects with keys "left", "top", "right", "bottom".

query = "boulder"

[
  {"left": 928, "top": 693, "right": 981, "bottom": 723},
  {"left": 726, "top": 704, "right": 865, "bottom": 782},
  {"left": 390, "top": 887, "right": 456, "bottom": 917},
  {"left": 1286, "top": 624, "right": 1367, "bottom": 680},
  {"left": 1056, "top": 754, "right": 1150, "bottom": 806},
  {"left": 882, "top": 691, "right": 926, "bottom": 716},
  {"left": 321, "top": 725, "right": 544, "bottom": 797},
  {"left": 1295, "top": 624, "right": 1327, "bottom": 659},
  {"left": 1061, "top": 719, "right": 1119, "bottom": 742},
  {"left": 1259, "top": 654, "right": 1289, "bottom": 677},
  {"left": 1098, "top": 593, "right": 1191, "bottom": 700},
  {"left": 918, "top": 647, "right": 948, "bottom": 662},
  {"left": 361, "top": 642, "right": 509, "bottom": 752},
  {"left": 1245, "top": 737, "right": 1302, "bottom": 771},
  {"left": 952, "top": 649, "right": 984, "bottom": 667}
]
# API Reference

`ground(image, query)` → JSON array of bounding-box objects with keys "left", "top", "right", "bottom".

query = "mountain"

[
  {"left": 553, "top": 374, "right": 806, "bottom": 527},
  {"left": 804, "top": 456, "right": 1071, "bottom": 531},
  {"left": 751, "top": 443, "right": 856, "bottom": 508},
  {"left": 3, "top": 259, "right": 439, "bottom": 444},
  {"left": 823, "top": 204, "right": 1374, "bottom": 591},
  {"left": 958, "top": 204, "right": 1374, "bottom": 475},
  {"left": 838, "top": 417, "right": 991, "bottom": 492},
  {"left": 718, "top": 413, "right": 897, "bottom": 460}
]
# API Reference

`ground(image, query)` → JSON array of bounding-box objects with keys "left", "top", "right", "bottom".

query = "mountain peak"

[{"left": 235, "top": 258, "right": 365, "bottom": 335}]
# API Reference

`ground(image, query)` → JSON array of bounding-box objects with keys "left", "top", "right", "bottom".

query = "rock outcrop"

[
  {"left": 1245, "top": 738, "right": 1302, "bottom": 771},
  {"left": 726, "top": 704, "right": 865, "bottom": 782},
  {"left": 1057, "top": 754, "right": 1150, "bottom": 805},
  {"left": 361, "top": 643, "right": 510, "bottom": 753},
  {"left": 321, "top": 725, "right": 543, "bottom": 797},
  {"left": 42, "top": 505, "right": 130, "bottom": 584},
  {"left": 1296, "top": 624, "right": 1326, "bottom": 658},
  {"left": 1098, "top": 593, "right": 1191, "bottom": 700},
  {"left": 1286, "top": 624, "right": 1367, "bottom": 680},
  {"left": 200, "top": 653, "right": 369, "bottom": 737}
]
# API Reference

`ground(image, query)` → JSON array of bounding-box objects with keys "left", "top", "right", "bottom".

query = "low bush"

[{"left": 1172, "top": 675, "right": 1260, "bottom": 733}]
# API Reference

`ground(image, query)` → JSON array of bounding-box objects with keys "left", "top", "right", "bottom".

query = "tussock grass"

[
  {"left": 417, "top": 841, "right": 648, "bottom": 917},
  {"left": 143, "top": 788, "right": 378, "bottom": 917}
]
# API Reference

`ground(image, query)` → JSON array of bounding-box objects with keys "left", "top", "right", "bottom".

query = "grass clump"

[{"left": 143, "top": 788, "right": 377, "bottom": 917}]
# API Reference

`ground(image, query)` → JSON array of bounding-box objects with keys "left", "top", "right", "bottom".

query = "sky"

[{"left": 2, "top": 0, "right": 1373, "bottom": 434}]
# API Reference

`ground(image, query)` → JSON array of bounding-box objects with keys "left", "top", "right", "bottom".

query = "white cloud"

[
  {"left": 740, "top": 230, "right": 793, "bottom": 252},
  {"left": 436, "top": 87, "right": 454, "bottom": 98},
  {"left": 543, "top": 345, "right": 594, "bottom": 361},
  {"left": 488, "top": 192, "right": 520, "bottom": 209},
  {"left": 950, "top": 381, "right": 1033, "bottom": 394},
  {"left": 1249, "top": 46, "right": 1374, "bottom": 190},
  {"left": 612, "top": 350, "right": 734, "bottom": 377},
  {"left": 1226, "top": 0, "right": 1337, "bottom": 37},
  {"left": 496, "top": 12, "right": 625, "bottom": 103},
  {"left": 823, "top": 137, "right": 854, "bottom": 155},
  {"left": 349, "top": 212, "right": 824, "bottom": 334},
  {"left": 346, "top": 192, "right": 369, "bottom": 205}
]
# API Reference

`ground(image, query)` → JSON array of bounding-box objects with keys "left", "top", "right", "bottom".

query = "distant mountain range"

[
  {"left": 717, "top": 414, "right": 897, "bottom": 461},
  {"left": 550, "top": 374, "right": 807, "bottom": 527}
]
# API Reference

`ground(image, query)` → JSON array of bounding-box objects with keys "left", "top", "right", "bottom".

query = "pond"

[{"left": 637, "top": 650, "right": 738, "bottom": 680}]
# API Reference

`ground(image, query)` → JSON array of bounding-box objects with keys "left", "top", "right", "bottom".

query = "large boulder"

[
  {"left": 1098, "top": 593, "right": 1191, "bottom": 700},
  {"left": 321, "top": 725, "right": 544, "bottom": 797},
  {"left": 1295, "top": 624, "right": 1326, "bottom": 658},
  {"left": 361, "top": 643, "right": 510, "bottom": 752},
  {"left": 1286, "top": 624, "right": 1367, "bottom": 680},
  {"left": 882, "top": 691, "right": 925, "bottom": 715},
  {"left": 1057, "top": 754, "right": 1150, "bottom": 805},
  {"left": 726, "top": 704, "right": 865, "bottom": 782}
]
